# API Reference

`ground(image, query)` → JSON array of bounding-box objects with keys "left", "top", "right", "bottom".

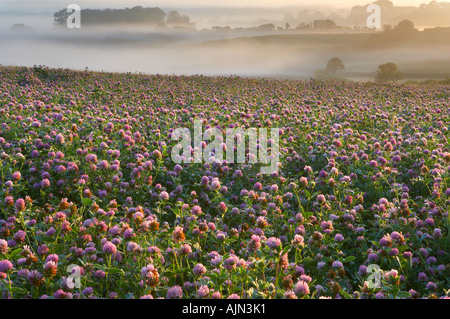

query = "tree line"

[{"left": 53, "top": 6, "right": 194, "bottom": 28}]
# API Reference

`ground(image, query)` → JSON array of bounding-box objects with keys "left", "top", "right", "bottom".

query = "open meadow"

[{"left": 0, "top": 65, "right": 448, "bottom": 299}]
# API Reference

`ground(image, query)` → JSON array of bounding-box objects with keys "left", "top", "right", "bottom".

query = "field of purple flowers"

[{"left": 0, "top": 66, "right": 448, "bottom": 299}]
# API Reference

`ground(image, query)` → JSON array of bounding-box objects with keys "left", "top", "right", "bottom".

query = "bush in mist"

[
  {"left": 314, "top": 57, "right": 345, "bottom": 80},
  {"left": 375, "top": 62, "right": 402, "bottom": 82},
  {"left": 325, "top": 57, "right": 345, "bottom": 74}
]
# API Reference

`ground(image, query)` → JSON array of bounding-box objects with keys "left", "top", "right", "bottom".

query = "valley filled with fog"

[{"left": 1, "top": 1, "right": 450, "bottom": 81}]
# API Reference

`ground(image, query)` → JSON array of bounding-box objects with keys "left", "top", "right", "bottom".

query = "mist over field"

[{"left": 1, "top": 1, "right": 450, "bottom": 80}]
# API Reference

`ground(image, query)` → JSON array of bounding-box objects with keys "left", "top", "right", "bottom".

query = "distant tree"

[
  {"left": 365, "top": 19, "right": 418, "bottom": 49},
  {"left": 165, "top": 10, "right": 195, "bottom": 29},
  {"left": 53, "top": 6, "right": 166, "bottom": 27},
  {"left": 383, "top": 24, "right": 393, "bottom": 32},
  {"left": 313, "top": 58, "right": 345, "bottom": 79},
  {"left": 166, "top": 11, "right": 190, "bottom": 25},
  {"left": 212, "top": 26, "right": 231, "bottom": 31},
  {"left": 296, "top": 22, "right": 309, "bottom": 29},
  {"left": 375, "top": 62, "right": 402, "bottom": 82},
  {"left": 54, "top": 9, "right": 70, "bottom": 26},
  {"left": 255, "top": 23, "right": 276, "bottom": 31},
  {"left": 325, "top": 57, "right": 345, "bottom": 74},
  {"left": 394, "top": 19, "right": 416, "bottom": 33},
  {"left": 10, "top": 24, "right": 35, "bottom": 32},
  {"left": 285, "top": 23, "right": 290, "bottom": 30},
  {"left": 312, "top": 19, "right": 338, "bottom": 30}
]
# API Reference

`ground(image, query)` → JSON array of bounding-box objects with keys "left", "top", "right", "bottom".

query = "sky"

[{"left": 0, "top": 0, "right": 443, "bottom": 12}]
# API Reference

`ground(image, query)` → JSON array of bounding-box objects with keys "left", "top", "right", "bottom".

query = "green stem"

[{"left": 7, "top": 273, "right": 13, "bottom": 299}]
